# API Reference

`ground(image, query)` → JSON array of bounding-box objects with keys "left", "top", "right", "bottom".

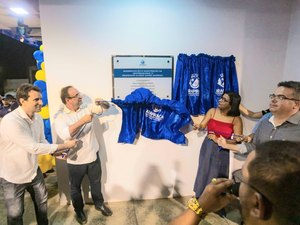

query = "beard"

[{"left": 240, "top": 197, "right": 252, "bottom": 225}]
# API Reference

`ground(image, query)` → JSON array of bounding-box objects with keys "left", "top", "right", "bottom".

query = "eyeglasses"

[
  {"left": 219, "top": 96, "right": 229, "bottom": 103},
  {"left": 231, "top": 169, "right": 273, "bottom": 204},
  {"left": 269, "top": 94, "right": 300, "bottom": 102},
  {"left": 67, "top": 92, "right": 81, "bottom": 99}
]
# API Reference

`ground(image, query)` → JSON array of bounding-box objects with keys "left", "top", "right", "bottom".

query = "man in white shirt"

[
  {"left": 54, "top": 86, "right": 112, "bottom": 225},
  {"left": 0, "top": 83, "right": 77, "bottom": 225}
]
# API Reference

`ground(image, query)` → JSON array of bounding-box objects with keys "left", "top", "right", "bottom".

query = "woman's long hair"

[{"left": 225, "top": 92, "right": 241, "bottom": 117}]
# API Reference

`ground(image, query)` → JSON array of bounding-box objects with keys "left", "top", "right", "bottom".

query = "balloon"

[
  {"left": 43, "top": 118, "right": 51, "bottom": 130},
  {"left": 43, "top": 119, "right": 52, "bottom": 143},
  {"left": 41, "top": 62, "right": 45, "bottom": 71},
  {"left": 34, "top": 80, "right": 47, "bottom": 92},
  {"left": 39, "top": 45, "right": 43, "bottom": 51},
  {"left": 41, "top": 90, "right": 48, "bottom": 106},
  {"left": 37, "top": 61, "right": 42, "bottom": 70},
  {"left": 33, "top": 50, "right": 44, "bottom": 61},
  {"left": 38, "top": 154, "right": 54, "bottom": 173},
  {"left": 35, "top": 70, "right": 46, "bottom": 81},
  {"left": 39, "top": 105, "right": 49, "bottom": 119},
  {"left": 52, "top": 156, "right": 56, "bottom": 166}
]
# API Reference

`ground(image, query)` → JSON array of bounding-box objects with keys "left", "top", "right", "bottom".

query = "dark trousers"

[
  {"left": 0, "top": 168, "right": 48, "bottom": 225},
  {"left": 67, "top": 155, "right": 104, "bottom": 213}
]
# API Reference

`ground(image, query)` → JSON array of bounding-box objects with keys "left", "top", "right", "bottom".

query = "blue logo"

[{"left": 140, "top": 60, "right": 146, "bottom": 66}]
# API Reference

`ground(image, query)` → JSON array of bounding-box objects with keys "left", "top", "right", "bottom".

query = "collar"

[
  {"left": 287, "top": 111, "right": 300, "bottom": 124},
  {"left": 62, "top": 104, "right": 86, "bottom": 114},
  {"left": 16, "top": 106, "right": 36, "bottom": 123},
  {"left": 269, "top": 111, "right": 300, "bottom": 126}
]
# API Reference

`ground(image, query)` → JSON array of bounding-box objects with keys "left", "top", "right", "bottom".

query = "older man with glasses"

[
  {"left": 169, "top": 140, "right": 300, "bottom": 225},
  {"left": 54, "top": 86, "right": 112, "bottom": 224},
  {"left": 218, "top": 80, "right": 300, "bottom": 155}
]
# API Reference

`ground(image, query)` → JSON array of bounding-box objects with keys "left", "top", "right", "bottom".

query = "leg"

[
  {"left": 0, "top": 178, "right": 26, "bottom": 225},
  {"left": 194, "top": 138, "right": 218, "bottom": 198},
  {"left": 26, "top": 168, "right": 49, "bottom": 225},
  {"left": 87, "top": 155, "right": 104, "bottom": 206},
  {"left": 87, "top": 155, "right": 112, "bottom": 216},
  {"left": 68, "top": 163, "right": 86, "bottom": 213}
]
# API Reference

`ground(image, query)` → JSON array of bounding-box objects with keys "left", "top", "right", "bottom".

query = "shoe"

[
  {"left": 95, "top": 204, "right": 113, "bottom": 216},
  {"left": 75, "top": 211, "right": 87, "bottom": 224}
]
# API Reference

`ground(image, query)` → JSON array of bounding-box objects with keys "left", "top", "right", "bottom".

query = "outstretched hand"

[{"left": 193, "top": 123, "right": 202, "bottom": 130}]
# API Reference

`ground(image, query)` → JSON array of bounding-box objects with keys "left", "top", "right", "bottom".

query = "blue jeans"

[
  {"left": 0, "top": 168, "right": 48, "bottom": 225},
  {"left": 68, "top": 155, "right": 104, "bottom": 213}
]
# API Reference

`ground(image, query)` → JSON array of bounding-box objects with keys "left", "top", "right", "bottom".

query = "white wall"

[
  {"left": 39, "top": 0, "right": 292, "bottom": 202},
  {"left": 284, "top": 0, "right": 300, "bottom": 80}
]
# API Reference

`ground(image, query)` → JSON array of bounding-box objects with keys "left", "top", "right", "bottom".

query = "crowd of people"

[
  {"left": 0, "top": 80, "right": 299, "bottom": 225},
  {"left": 170, "top": 80, "right": 300, "bottom": 225}
]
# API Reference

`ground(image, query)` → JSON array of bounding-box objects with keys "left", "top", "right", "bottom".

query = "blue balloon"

[
  {"left": 37, "top": 61, "right": 42, "bottom": 70},
  {"left": 45, "top": 134, "right": 53, "bottom": 143},
  {"left": 43, "top": 119, "right": 52, "bottom": 143},
  {"left": 42, "top": 90, "right": 48, "bottom": 106},
  {"left": 33, "top": 50, "right": 44, "bottom": 61},
  {"left": 43, "top": 119, "right": 51, "bottom": 130},
  {"left": 33, "top": 80, "right": 47, "bottom": 92}
]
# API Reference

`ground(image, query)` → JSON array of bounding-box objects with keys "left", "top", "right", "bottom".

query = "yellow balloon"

[
  {"left": 35, "top": 70, "right": 46, "bottom": 81},
  {"left": 52, "top": 156, "right": 56, "bottom": 166},
  {"left": 40, "top": 45, "right": 44, "bottom": 51},
  {"left": 38, "top": 154, "right": 54, "bottom": 173},
  {"left": 41, "top": 62, "right": 45, "bottom": 71},
  {"left": 39, "top": 105, "right": 49, "bottom": 119}
]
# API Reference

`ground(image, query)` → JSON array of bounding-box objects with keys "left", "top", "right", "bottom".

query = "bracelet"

[{"left": 186, "top": 197, "right": 207, "bottom": 219}]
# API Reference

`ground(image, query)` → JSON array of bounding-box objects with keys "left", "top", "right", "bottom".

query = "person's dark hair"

[
  {"left": 277, "top": 81, "right": 300, "bottom": 100},
  {"left": 224, "top": 92, "right": 241, "bottom": 117},
  {"left": 60, "top": 86, "right": 73, "bottom": 104},
  {"left": 16, "top": 83, "right": 41, "bottom": 106},
  {"left": 248, "top": 140, "right": 300, "bottom": 225}
]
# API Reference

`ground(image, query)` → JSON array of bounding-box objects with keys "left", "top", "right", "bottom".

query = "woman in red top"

[{"left": 193, "top": 92, "right": 242, "bottom": 198}]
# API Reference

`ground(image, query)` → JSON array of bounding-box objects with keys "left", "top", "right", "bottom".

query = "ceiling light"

[{"left": 10, "top": 8, "right": 29, "bottom": 15}]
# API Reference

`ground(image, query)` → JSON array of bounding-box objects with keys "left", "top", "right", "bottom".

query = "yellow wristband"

[{"left": 186, "top": 197, "right": 207, "bottom": 218}]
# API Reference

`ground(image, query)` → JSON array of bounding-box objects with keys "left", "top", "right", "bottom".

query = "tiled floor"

[{"left": 0, "top": 171, "right": 241, "bottom": 225}]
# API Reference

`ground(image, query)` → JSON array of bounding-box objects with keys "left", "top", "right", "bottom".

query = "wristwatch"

[{"left": 186, "top": 197, "right": 207, "bottom": 218}]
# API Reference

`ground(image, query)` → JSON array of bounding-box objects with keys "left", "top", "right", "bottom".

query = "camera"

[{"left": 227, "top": 182, "right": 240, "bottom": 197}]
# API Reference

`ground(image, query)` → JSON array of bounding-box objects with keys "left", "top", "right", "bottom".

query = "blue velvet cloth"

[
  {"left": 112, "top": 88, "right": 191, "bottom": 144},
  {"left": 173, "top": 53, "right": 239, "bottom": 115}
]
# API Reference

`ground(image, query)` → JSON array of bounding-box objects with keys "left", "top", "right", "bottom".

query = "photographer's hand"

[
  {"left": 198, "top": 178, "right": 236, "bottom": 213},
  {"left": 169, "top": 179, "right": 236, "bottom": 225}
]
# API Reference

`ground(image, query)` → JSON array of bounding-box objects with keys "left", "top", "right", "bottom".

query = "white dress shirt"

[
  {"left": 0, "top": 107, "right": 58, "bottom": 184},
  {"left": 54, "top": 104, "right": 101, "bottom": 165}
]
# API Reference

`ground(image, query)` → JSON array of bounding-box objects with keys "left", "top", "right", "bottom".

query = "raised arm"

[
  {"left": 68, "top": 114, "right": 93, "bottom": 137},
  {"left": 193, "top": 108, "right": 214, "bottom": 130},
  {"left": 239, "top": 104, "right": 263, "bottom": 119}
]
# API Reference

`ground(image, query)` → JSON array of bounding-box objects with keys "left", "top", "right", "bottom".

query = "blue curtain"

[{"left": 173, "top": 53, "right": 239, "bottom": 115}]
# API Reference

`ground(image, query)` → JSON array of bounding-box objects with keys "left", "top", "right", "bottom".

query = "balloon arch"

[{"left": 33, "top": 45, "right": 55, "bottom": 173}]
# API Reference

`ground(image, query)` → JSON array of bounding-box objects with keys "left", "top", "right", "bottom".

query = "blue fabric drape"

[
  {"left": 112, "top": 88, "right": 191, "bottom": 144},
  {"left": 173, "top": 53, "right": 239, "bottom": 115}
]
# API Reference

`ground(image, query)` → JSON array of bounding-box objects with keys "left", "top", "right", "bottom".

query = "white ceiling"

[{"left": 0, "top": 0, "right": 41, "bottom": 40}]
